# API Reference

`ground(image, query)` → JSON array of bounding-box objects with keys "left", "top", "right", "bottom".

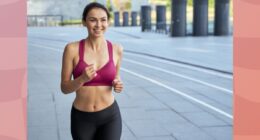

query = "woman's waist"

[
  {"left": 73, "top": 91, "right": 114, "bottom": 112},
  {"left": 71, "top": 100, "right": 120, "bottom": 124}
]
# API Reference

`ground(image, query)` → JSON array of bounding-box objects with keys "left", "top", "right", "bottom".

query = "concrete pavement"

[{"left": 28, "top": 26, "right": 233, "bottom": 140}]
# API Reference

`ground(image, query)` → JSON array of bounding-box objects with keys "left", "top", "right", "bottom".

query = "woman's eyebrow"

[{"left": 88, "top": 17, "right": 107, "bottom": 19}]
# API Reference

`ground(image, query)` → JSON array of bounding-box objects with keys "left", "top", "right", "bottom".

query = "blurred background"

[
  {"left": 27, "top": 0, "right": 233, "bottom": 35},
  {"left": 27, "top": 1, "right": 233, "bottom": 140}
]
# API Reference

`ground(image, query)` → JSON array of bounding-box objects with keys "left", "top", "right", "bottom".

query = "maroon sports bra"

[{"left": 72, "top": 39, "right": 116, "bottom": 86}]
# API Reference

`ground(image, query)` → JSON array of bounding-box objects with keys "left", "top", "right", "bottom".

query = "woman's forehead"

[{"left": 87, "top": 8, "right": 107, "bottom": 18}]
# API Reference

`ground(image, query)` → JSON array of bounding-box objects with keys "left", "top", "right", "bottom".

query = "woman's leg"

[
  {"left": 94, "top": 101, "right": 122, "bottom": 140},
  {"left": 94, "top": 113, "right": 122, "bottom": 140},
  {"left": 71, "top": 106, "right": 97, "bottom": 140}
]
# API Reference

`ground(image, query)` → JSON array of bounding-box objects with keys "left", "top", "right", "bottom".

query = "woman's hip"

[{"left": 71, "top": 99, "right": 121, "bottom": 123}]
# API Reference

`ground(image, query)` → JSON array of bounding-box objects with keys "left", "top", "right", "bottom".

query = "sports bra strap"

[
  {"left": 107, "top": 40, "right": 113, "bottom": 60},
  {"left": 79, "top": 39, "right": 85, "bottom": 61}
]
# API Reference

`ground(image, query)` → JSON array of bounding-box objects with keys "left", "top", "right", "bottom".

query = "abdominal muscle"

[{"left": 73, "top": 86, "right": 115, "bottom": 112}]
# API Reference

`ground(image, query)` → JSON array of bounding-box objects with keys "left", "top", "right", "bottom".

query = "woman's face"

[{"left": 85, "top": 8, "right": 109, "bottom": 38}]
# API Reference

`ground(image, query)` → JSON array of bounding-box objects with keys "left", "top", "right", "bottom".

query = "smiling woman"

[{"left": 60, "top": 2, "right": 124, "bottom": 140}]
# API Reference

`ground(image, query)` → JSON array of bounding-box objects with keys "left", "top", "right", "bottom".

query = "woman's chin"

[{"left": 90, "top": 33, "right": 103, "bottom": 38}]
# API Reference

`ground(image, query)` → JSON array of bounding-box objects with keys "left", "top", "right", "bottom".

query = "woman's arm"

[
  {"left": 115, "top": 44, "right": 123, "bottom": 79},
  {"left": 60, "top": 43, "right": 85, "bottom": 94},
  {"left": 112, "top": 44, "right": 124, "bottom": 93}
]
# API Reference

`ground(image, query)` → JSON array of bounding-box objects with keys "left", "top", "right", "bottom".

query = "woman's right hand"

[{"left": 80, "top": 64, "right": 97, "bottom": 82}]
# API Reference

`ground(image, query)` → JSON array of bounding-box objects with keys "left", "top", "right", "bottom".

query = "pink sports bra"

[{"left": 72, "top": 39, "right": 116, "bottom": 86}]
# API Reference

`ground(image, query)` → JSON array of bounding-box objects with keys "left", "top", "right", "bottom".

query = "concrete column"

[
  {"left": 156, "top": 5, "right": 166, "bottom": 31},
  {"left": 141, "top": 5, "right": 151, "bottom": 32},
  {"left": 193, "top": 0, "right": 208, "bottom": 36},
  {"left": 123, "top": 11, "right": 129, "bottom": 26},
  {"left": 170, "top": 0, "right": 187, "bottom": 37},
  {"left": 214, "top": 0, "right": 230, "bottom": 35},
  {"left": 114, "top": 11, "right": 120, "bottom": 26},
  {"left": 131, "top": 11, "right": 138, "bottom": 26}
]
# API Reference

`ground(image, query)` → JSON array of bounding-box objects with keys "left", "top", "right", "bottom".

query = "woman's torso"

[
  {"left": 73, "top": 87, "right": 114, "bottom": 112},
  {"left": 72, "top": 39, "right": 117, "bottom": 112}
]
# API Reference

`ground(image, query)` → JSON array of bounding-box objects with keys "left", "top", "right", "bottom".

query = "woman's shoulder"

[
  {"left": 110, "top": 42, "right": 124, "bottom": 55},
  {"left": 66, "top": 40, "right": 80, "bottom": 49},
  {"left": 63, "top": 41, "right": 81, "bottom": 58},
  {"left": 64, "top": 41, "right": 80, "bottom": 53}
]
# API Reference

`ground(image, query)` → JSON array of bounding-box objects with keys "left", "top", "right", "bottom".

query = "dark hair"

[{"left": 82, "top": 2, "right": 110, "bottom": 22}]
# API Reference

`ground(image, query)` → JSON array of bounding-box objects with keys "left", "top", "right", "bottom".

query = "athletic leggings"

[{"left": 71, "top": 100, "right": 122, "bottom": 140}]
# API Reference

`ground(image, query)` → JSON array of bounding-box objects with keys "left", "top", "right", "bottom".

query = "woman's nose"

[{"left": 95, "top": 21, "right": 101, "bottom": 27}]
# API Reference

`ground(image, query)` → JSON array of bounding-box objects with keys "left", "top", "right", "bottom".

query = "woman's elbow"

[{"left": 60, "top": 83, "right": 70, "bottom": 94}]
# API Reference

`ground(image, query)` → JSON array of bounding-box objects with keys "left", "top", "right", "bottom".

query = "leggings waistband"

[{"left": 71, "top": 100, "right": 120, "bottom": 124}]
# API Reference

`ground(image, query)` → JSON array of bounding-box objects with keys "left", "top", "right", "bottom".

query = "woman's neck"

[{"left": 86, "top": 36, "right": 105, "bottom": 51}]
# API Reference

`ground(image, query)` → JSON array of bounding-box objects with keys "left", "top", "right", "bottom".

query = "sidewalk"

[
  {"left": 108, "top": 27, "right": 233, "bottom": 74},
  {"left": 28, "top": 27, "right": 233, "bottom": 140},
  {"left": 28, "top": 26, "right": 233, "bottom": 73}
]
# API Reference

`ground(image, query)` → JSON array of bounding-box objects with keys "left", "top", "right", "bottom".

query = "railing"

[{"left": 27, "top": 15, "right": 63, "bottom": 27}]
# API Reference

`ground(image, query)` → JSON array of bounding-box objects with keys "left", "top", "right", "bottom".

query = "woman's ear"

[{"left": 82, "top": 20, "right": 86, "bottom": 26}]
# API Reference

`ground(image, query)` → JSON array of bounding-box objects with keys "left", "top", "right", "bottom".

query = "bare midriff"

[{"left": 73, "top": 86, "right": 114, "bottom": 112}]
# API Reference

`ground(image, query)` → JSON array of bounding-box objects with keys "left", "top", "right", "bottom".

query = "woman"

[{"left": 60, "top": 2, "right": 123, "bottom": 140}]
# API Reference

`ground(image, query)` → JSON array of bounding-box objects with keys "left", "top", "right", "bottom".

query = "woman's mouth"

[{"left": 94, "top": 29, "right": 102, "bottom": 33}]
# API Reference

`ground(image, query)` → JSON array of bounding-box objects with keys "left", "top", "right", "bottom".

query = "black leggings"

[{"left": 71, "top": 100, "right": 122, "bottom": 140}]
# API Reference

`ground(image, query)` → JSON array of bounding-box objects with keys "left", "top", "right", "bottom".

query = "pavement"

[{"left": 28, "top": 26, "right": 233, "bottom": 140}]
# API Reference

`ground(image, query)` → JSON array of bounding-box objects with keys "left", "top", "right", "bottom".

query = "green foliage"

[
  {"left": 187, "top": 0, "right": 214, "bottom": 7},
  {"left": 209, "top": 0, "right": 215, "bottom": 8},
  {"left": 60, "top": 19, "right": 82, "bottom": 26},
  {"left": 166, "top": 0, "right": 171, "bottom": 8},
  {"left": 106, "top": 0, "right": 113, "bottom": 12},
  {"left": 164, "top": 0, "right": 215, "bottom": 7},
  {"left": 125, "top": 1, "right": 131, "bottom": 10},
  {"left": 187, "top": 0, "right": 193, "bottom": 6}
]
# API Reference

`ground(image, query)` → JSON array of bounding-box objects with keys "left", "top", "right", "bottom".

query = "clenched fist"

[
  {"left": 81, "top": 64, "right": 97, "bottom": 82},
  {"left": 112, "top": 79, "right": 123, "bottom": 93}
]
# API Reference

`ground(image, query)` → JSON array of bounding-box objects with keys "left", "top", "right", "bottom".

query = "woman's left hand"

[{"left": 112, "top": 79, "right": 123, "bottom": 93}]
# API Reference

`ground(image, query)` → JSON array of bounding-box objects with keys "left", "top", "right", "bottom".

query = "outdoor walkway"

[{"left": 28, "top": 26, "right": 233, "bottom": 140}]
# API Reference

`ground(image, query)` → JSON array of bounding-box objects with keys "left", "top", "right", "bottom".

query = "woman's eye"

[{"left": 89, "top": 19, "right": 96, "bottom": 22}]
